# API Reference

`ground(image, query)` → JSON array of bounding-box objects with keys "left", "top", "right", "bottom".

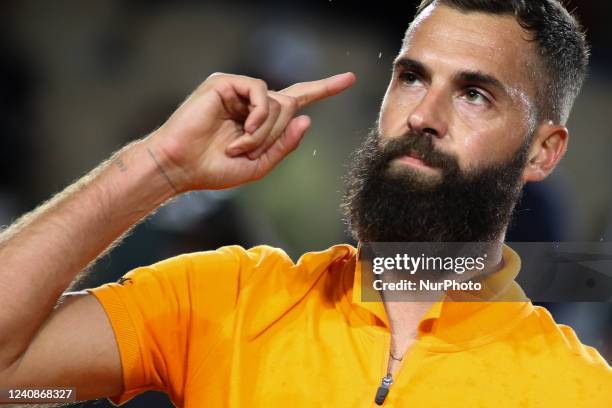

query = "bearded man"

[{"left": 1, "top": 0, "right": 609, "bottom": 407}]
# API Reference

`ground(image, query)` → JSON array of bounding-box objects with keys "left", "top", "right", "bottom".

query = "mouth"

[{"left": 396, "top": 150, "right": 434, "bottom": 170}]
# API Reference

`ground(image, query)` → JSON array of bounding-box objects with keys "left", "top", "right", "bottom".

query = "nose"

[{"left": 407, "top": 87, "right": 448, "bottom": 138}]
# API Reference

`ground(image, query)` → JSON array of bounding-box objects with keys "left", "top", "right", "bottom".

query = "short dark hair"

[{"left": 414, "top": 0, "right": 590, "bottom": 125}]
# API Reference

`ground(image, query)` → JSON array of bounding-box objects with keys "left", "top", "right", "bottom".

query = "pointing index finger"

[{"left": 280, "top": 72, "right": 357, "bottom": 109}]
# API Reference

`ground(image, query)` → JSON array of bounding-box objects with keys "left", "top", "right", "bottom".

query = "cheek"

[
  {"left": 378, "top": 87, "right": 424, "bottom": 135},
  {"left": 449, "top": 113, "right": 525, "bottom": 171}
]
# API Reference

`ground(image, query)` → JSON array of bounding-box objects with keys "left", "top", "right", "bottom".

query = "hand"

[{"left": 145, "top": 72, "right": 356, "bottom": 192}]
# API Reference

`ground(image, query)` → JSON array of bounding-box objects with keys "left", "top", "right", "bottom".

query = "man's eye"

[
  {"left": 399, "top": 72, "right": 419, "bottom": 85},
  {"left": 463, "top": 89, "right": 489, "bottom": 105}
]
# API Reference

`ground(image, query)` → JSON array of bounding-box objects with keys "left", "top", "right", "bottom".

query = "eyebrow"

[
  {"left": 453, "top": 71, "right": 508, "bottom": 99},
  {"left": 393, "top": 57, "right": 510, "bottom": 100},
  {"left": 393, "top": 57, "right": 429, "bottom": 78}
]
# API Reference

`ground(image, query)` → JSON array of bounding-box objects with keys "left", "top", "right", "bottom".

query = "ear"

[{"left": 522, "top": 123, "right": 568, "bottom": 183}]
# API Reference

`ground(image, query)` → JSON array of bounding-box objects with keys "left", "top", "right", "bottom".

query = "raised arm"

[{"left": 0, "top": 72, "right": 356, "bottom": 400}]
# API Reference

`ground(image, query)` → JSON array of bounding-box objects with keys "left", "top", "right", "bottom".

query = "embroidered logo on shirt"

[{"left": 117, "top": 277, "right": 133, "bottom": 286}]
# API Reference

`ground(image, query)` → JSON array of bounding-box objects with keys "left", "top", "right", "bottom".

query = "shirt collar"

[{"left": 349, "top": 242, "right": 532, "bottom": 347}]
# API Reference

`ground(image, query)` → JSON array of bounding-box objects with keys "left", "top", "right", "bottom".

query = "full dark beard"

[{"left": 341, "top": 128, "right": 530, "bottom": 243}]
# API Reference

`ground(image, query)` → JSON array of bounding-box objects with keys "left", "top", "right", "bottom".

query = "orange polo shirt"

[{"left": 88, "top": 244, "right": 611, "bottom": 407}]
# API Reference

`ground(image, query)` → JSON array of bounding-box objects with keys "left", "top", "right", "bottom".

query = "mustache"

[{"left": 378, "top": 130, "right": 459, "bottom": 172}]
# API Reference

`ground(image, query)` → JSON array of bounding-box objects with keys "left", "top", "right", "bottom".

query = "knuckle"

[
  {"left": 278, "top": 138, "right": 291, "bottom": 153},
  {"left": 201, "top": 72, "right": 230, "bottom": 93},
  {"left": 207, "top": 72, "right": 226, "bottom": 81},
  {"left": 256, "top": 78, "right": 268, "bottom": 89},
  {"left": 274, "top": 93, "right": 298, "bottom": 111},
  {"left": 215, "top": 82, "right": 233, "bottom": 97},
  {"left": 269, "top": 97, "right": 281, "bottom": 113},
  {"left": 257, "top": 102, "right": 270, "bottom": 117},
  {"left": 254, "top": 100, "right": 269, "bottom": 117},
  {"left": 294, "top": 93, "right": 305, "bottom": 107},
  {"left": 287, "top": 96, "right": 299, "bottom": 111}
]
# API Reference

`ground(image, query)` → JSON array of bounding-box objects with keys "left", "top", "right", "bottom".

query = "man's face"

[
  {"left": 378, "top": 4, "right": 538, "bottom": 183},
  {"left": 342, "top": 5, "right": 541, "bottom": 243}
]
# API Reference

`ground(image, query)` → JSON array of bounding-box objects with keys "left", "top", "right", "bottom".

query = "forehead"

[{"left": 401, "top": 4, "right": 538, "bottom": 99}]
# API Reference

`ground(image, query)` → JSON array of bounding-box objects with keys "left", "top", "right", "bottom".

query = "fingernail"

[{"left": 227, "top": 144, "right": 243, "bottom": 156}]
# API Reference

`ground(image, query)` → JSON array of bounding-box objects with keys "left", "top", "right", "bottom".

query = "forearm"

[{"left": 0, "top": 137, "right": 176, "bottom": 369}]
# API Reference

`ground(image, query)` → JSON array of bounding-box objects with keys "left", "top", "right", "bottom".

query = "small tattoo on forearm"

[
  {"left": 146, "top": 147, "right": 179, "bottom": 193},
  {"left": 115, "top": 158, "right": 128, "bottom": 172}
]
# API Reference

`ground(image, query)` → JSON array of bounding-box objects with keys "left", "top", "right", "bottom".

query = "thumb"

[{"left": 261, "top": 115, "right": 311, "bottom": 168}]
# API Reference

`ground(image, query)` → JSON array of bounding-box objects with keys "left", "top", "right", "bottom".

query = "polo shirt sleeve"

[{"left": 86, "top": 245, "right": 255, "bottom": 406}]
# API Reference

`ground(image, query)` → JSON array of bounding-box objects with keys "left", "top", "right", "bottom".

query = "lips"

[
  {"left": 407, "top": 150, "right": 424, "bottom": 160},
  {"left": 394, "top": 149, "right": 432, "bottom": 169}
]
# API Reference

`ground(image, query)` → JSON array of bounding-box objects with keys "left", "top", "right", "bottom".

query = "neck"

[{"left": 377, "top": 237, "right": 506, "bottom": 339}]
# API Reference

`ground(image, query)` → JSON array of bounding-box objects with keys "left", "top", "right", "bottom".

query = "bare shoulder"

[{"left": 2, "top": 293, "right": 123, "bottom": 402}]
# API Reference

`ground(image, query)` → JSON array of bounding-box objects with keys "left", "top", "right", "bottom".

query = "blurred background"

[{"left": 1, "top": 0, "right": 610, "bottom": 406}]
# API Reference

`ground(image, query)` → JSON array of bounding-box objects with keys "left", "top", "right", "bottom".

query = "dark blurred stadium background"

[{"left": 1, "top": 1, "right": 610, "bottom": 406}]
